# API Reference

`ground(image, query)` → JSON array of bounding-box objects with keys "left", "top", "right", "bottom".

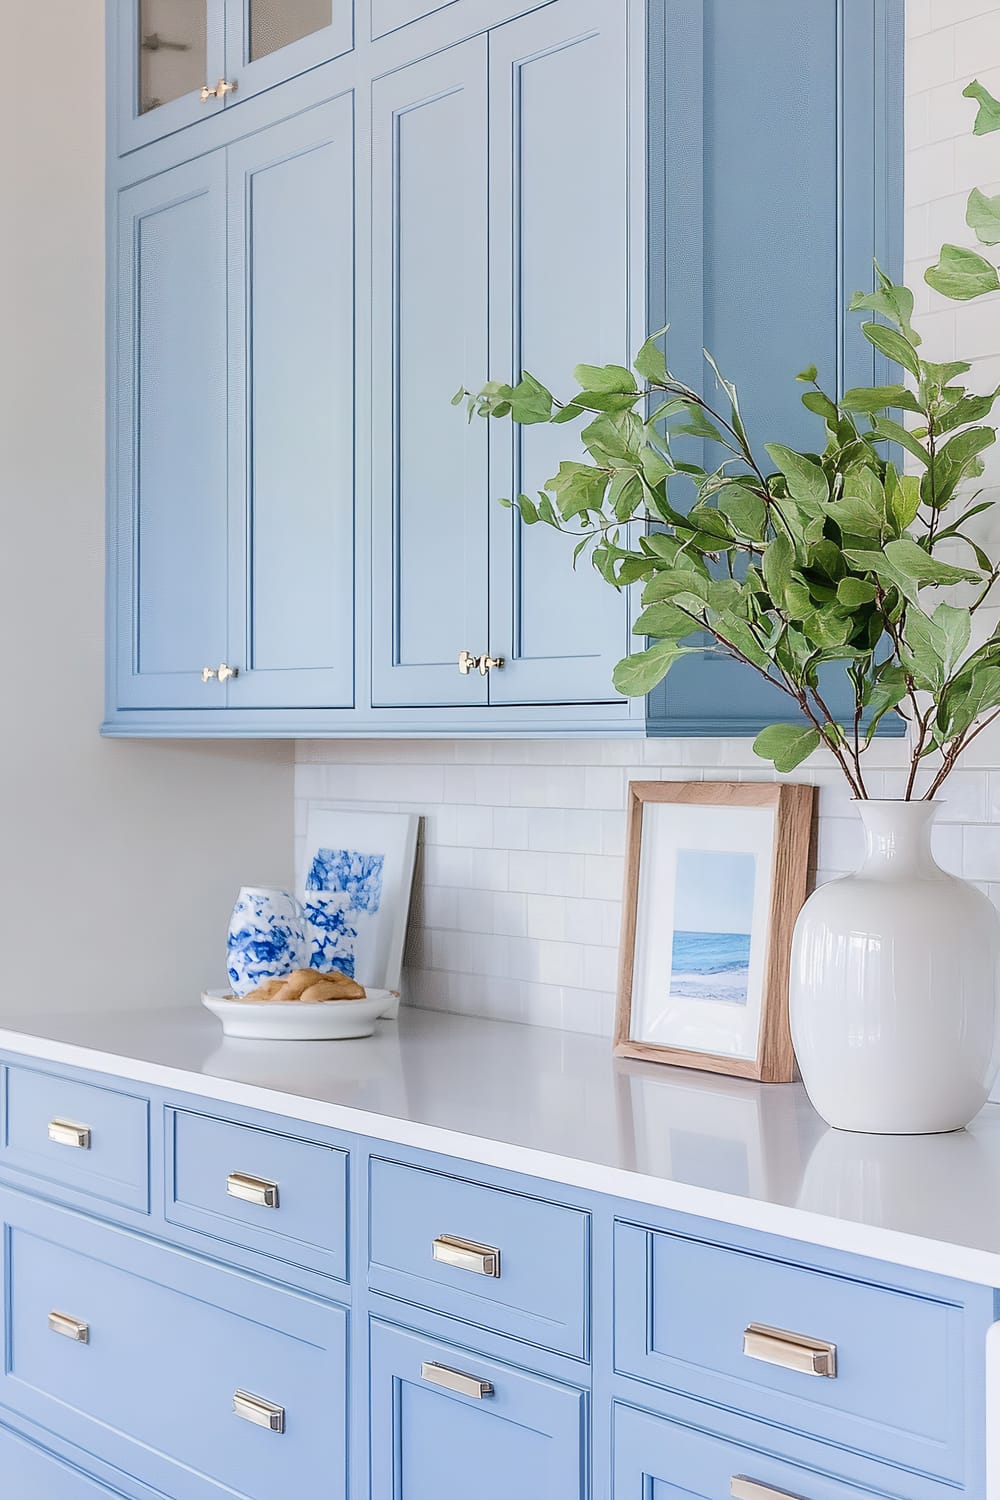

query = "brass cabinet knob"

[
  {"left": 458, "top": 651, "right": 505, "bottom": 676},
  {"left": 458, "top": 650, "right": 478, "bottom": 675},
  {"left": 200, "top": 79, "right": 238, "bottom": 101},
  {"left": 479, "top": 655, "right": 504, "bottom": 675},
  {"left": 201, "top": 666, "right": 218, "bottom": 683},
  {"left": 217, "top": 662, "right": 239, "bottom": 682}
]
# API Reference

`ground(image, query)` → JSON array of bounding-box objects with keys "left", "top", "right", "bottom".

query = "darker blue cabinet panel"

[{"left": 646, "top": 0, "right": 904, "bottom": 736}]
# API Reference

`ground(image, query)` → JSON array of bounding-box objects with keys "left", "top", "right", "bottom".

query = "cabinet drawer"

[
  {"left": 165, "top": 1107, "right": 348, "bottom": 1282},
  {"left": 370, "top": 1318, "right": 586, "bottom": 1500},
  {"left": 614, "top": 1222, "right": 972, "bottom": 1485},
  {"left": 613, "top": 1402, "right": 885, "bottom": 1500},
  {"left": 0, "top": 1423, "right": 134, "bottom": 1498},
  {"left": 368, "top": 1157, "right": 589, "bottom": 1357},
  {"left": 0, "top": 1064, "right": 149, "bottom": 1212},
  {"left": 0, "top": 1191, "right": 347, "bottom": 1500}
]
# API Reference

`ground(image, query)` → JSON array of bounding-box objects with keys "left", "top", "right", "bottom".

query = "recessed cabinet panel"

[
  {"left": 113, "top": 154, "right": 230, "bottom": 711},
  {"left": 371, "top": 42, "right": 490, "bottom": 707},
  {"left": 226, "top": 96, "right": 356, "bottom": 709},
  {"left": 370, "top": 1320, "right": 586, "bottom": 1500},
  {"left": 249, "top": 0, "right": 334, "bottom": 58},
  {"left": 1, "top": 1192, "right": 348, "bottom": 1500},
  {"left": 138, "top": 0, "right": 209, "bottom": 113},
  {"left": 224, "top": 0, "right": 354, "bottom": 108},
  {"left": 0, "top": 1426, "right": 125, "bottom": 1500},
  {"left": 488, "top": 0, "right": 631, "bottom": 707}
]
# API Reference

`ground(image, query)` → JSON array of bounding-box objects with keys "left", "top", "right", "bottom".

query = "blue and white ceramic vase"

[{"left": 226, "top": 886, "right": 309, "bottom": 998}]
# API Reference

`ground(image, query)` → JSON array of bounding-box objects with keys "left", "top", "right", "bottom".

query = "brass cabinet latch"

[{"left": 458, "top": 651, "right": 505, "bottom": 676}]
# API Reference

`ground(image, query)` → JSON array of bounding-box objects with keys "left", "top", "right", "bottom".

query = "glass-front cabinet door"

[
  {"left": 116, "top": 0, "right": 227, "bottom": 154},
  {"left": 115, "top": 2, "right": 354, "bottom": 155},
  {"left": 224, "top": 0, "right": 353, "bottom": 106}
]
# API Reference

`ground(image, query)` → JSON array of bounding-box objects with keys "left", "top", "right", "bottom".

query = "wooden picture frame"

[{"left": 613, "top": 782, "right": 815, "bottom": 1083}]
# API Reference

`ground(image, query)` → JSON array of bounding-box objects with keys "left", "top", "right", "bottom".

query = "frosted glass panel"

[
  {"left": 138, "top": 0, "right": 207, "bottom": 114},
  {"left": 249, "top": 0, "right": 332, "bottom": 59}
]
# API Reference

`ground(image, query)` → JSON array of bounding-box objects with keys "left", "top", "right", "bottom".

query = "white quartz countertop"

[{"left": 0, "top": 1004, "right": 998, "bottom": 1288}]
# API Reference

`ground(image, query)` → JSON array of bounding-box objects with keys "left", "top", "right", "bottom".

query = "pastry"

[{"left": 235, "top": 966, "right": 367, "bottom": 1003}]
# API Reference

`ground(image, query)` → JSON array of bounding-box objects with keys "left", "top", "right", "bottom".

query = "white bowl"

[{"left": 201, "top": 988, "right": 397, "bottom": 1040}]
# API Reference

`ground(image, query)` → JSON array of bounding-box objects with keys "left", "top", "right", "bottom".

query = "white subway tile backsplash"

[{"left": 292, "top": 14, "right": 1000, "bottom": 1038}]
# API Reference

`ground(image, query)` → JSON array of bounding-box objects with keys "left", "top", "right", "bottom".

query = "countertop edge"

[{"left": 1, "top": 1024, "right": 998, "bottom": 1290}]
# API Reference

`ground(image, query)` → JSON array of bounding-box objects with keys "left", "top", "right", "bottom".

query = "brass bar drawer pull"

[
  {"left": 420, "top": 1361, "right": 493, "bottom": 1399},
  {"left": 48, "top": 1119, "right": 91, "bottom": 1150},
  {"left": 731, "top": 1478, "right": 807, "bottom": 1500},
  {"left": 48, "top": 1310, "right": 90, "bottom": 1343},
  {"left": 432, "top": 1233, "right": 500, "bottom": 1277},
  {"left": 227, "top": 1171, "right": 279, "bottom": 1209},
  {"left": 233, "top": 1389, "right": 285, "bottom": 1433},
  {"left": 743, "top": 1322, "right": 837, "bottom": 1378}
]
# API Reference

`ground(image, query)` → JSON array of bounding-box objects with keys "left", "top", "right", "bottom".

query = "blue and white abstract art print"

[{"left": 299, "top": 807, "right": 419, "bottom": 1002}]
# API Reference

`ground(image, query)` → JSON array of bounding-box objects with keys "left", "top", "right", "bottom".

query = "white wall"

[
  {"left": 0, "top": 3, "right": 293, "bottom": 1011},
  {"left": 295, "top": 3, "right": 1000, "bottom": 1037}
]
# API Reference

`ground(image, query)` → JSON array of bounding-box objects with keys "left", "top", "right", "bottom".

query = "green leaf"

[
  {"left": 870, "top": 415, "right": 930, "bottom": 466},
  {"left": 864, "top": 668, "right": 908, "bottom": 742},
  {"left": 546, "top": 461, "right": 608, "bottom": 519},
  {"left": 507, "top": 372, "right": 554, "bottom": 424},
  {"left": 762, "top": 532, "right": 795, "bottom": 603},
  {"left": 836, "top": 577, "right": 877, "bottom": 607},
  {"left": 923, "top": 424, "right": 997, "bottom": 509},
  {"left": 967, "top": 187, "right": 1000, "bottom": 247},
  {"left": 796, "top": 364, "right": 819, "bottom": 383},
  {"left": 801, "top": 389, "right": 839, "bottom": 424},
  {"left": 717, "top": 484, "right": 766, "bottom": 540},
  {"left": 925, "top": 244, "right": 1000, "bottom": 301},
  {"left": 572, "top": 363, "right": 637, "bottom": 394},
  {"left": 764, "top": 443, "right": 830, "bottom": 508},
  {"left": 933, "top": 602, "right": 972, "bottom": 676},
  {"left": 634, "top": 327, "right": 669, "bottom": 384},
  {"left": 903, "top": 608, "right": 948, "bottom": 691},
  {"left": 860, "top": 323, "right": 921, "bottom": 379},
  {"left": 633, "top": 602, "right": 692, "bottom": 639},
  {"left": 703, "top": 350, "right": 748, "bottom": 446},
  {"left": 935, "top": 386, "right": 1000, "bottom": 433},
  {"left": 752, "top": 724, "right": 822, "bottom": 773},
  {"left": 849, "top": 281, "right": 918, "bottom": 344},
  {"left": 513, "top": 493, "right": 539, "bottom": 525},
  {"left": 963, "top": 79, "right": 1000, "bottom": 135},
  {"left": 840, "top": 385, "right": 920, "bottom": 414},
  {"left": 612, "top": 641, "right": 699, "bottom": 696},
  {"left": 882, "top": 537, "right": 981, "bottom": 594},
  {"left": 887, "top": 471, "right": 921, "bottom": 530}
]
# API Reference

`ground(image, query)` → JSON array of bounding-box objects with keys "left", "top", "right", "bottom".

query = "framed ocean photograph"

[
  {"left": 614, "top": 783, "right": 814, "bottom": 1082},
  {"left": 300, "top": 804, "right": 419, "bottom": 1010}
]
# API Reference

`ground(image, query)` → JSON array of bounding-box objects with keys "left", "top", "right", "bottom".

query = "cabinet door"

[
  {"left": 225, "top": 95, "right": 356, "bottom": 710},
  {"left": 487, "top": 0, "right": 632, "bottom": 706},
  {"left": 646, "top": 0, "right": 904, "bottom": 735},
  {"left": 112, "top": 155, "right": 230, "bottom": 713},
  {"left": 115, "top": 1, "right": 227, "bottom": 155},
  {"left": 0, "top": 1425, "right": 134, "bottom": 1499},
  {"left": 612, "top": 1403, "right": 878, "bottom": 1500},
  {"left": 223, "top": 0, "right": 354, "bottom": 108},
  {"left": 370, "top": 40, "right": 491, "bottom": 707},
  {"left": 370, "top": 1320, "right": 586, "bottom": 1500}
]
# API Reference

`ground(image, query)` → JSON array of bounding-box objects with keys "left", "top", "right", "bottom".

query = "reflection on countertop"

[{"left": 0, "top": 1003, "right": 998, "bottom": 1284}]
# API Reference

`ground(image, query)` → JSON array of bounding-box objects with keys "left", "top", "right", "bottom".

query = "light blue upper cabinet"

[
  {"left": 114, "top": 0, "right": 353, "bottom": 155},
  {"left": 370, "top": 39, "right": 491, "bottom": 708},
  {"left": 225, "top": 94, "right": 356, "bottom": 710},
  {"left": 111, "top": 154, "right": 230, "bottom": 713},
  {"left": 487, "top": 0, "right": 632, "bottom": 707},
  {"left": 105, "top": 0, "right": 904, "bottom": 737},
  {"left": 645, "top": 0, "right": 904, "bottom": 736}
]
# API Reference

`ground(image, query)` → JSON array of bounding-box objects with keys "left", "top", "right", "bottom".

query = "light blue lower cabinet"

[
  {"left": 369, "top": 1319, "right": 587, "bottom": 1500},
  {"left": 0, "top": 1055, "right": 993, "bottom": 1500}
]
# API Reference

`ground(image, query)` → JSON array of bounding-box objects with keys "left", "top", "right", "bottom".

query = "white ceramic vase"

[{"left": 790, "top": 800, "right": 1000, "bottom": 1135}]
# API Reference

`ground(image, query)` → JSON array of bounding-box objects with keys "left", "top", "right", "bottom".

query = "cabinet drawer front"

[
  {"left": 613, "top": 1403, "right": 882, "bottom": 1500},
  {"left": 1, "top": 1065, "right": 149, "bottom": 1212},
  {"left": 1, "top": 1192, "right": 347, "bottom": 1500},
  {"left": 614, "top": 1223, "right": 968, "bottom": 1483},
  {"left": 369, "top": 1157, "right": 588, "bottom": 1357},
  {"left": 0, "top": 1423, "right": 133, "bottom": 1499},
  {"left": 370, "top": 1319, "right": 586, "bottom": 1500},
  {"left": 165, "top": 1107, "right": 348, "bottom": 1281}
]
